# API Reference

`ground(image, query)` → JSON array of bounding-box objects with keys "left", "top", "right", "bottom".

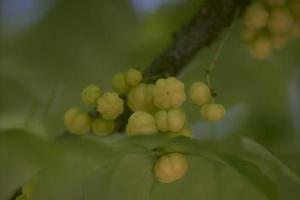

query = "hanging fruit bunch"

[
  {"left": 243, "top": 0, "right": 300, "bottom": 59},
  {"left": 63, "top": 67, "right": 225, "bottom": 184}
]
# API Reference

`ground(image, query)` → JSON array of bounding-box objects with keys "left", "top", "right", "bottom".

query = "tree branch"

[
  {"left": 143, "top": 0, "right": 251, "bottom": 81},
  {"left": 116, "top": 0, "right": 251, "bottom": 132}
]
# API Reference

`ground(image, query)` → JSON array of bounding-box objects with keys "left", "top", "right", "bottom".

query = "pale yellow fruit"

[
  {"left": 125, "top": 68, "right": 143, "bottom": 87},
  {"left": 290, "top": 0, "right": 300, "bottom": 18},
  {"left": 250, "top": 37, "right": 272, "bottom": 59},
  {"left": 244, "top": 3, "right": 269, "bottom": 30},
  {"left": 154, "top": 153, "right": 188, "bottom": 183},
  {"left": 153, "top": 77, "right": 186, "bottom": 110},
  {"left": 64, "top": 107, "right": 81, "bottom": 125},
  {"left": 81, "top": 84, "right": 101, "bottom": 106},
  {"left": 155, "top": 110, "right": 169, "bottom": 132},
  {"left": 201, "top": 104, "right": 225, "bottom": 122},
  {"left": 242, "top": 28, "right": 256, "bottom": 41},
  {"left": 291, "top": 23, "right": 300, "bottom": 38},
  {"left": 64, "top": 107, "right": 91, "bottom": 134},
  {"left": 92, "top": 118, "right": 115, "bottom": 136},
  {"left": 112, "top": 73, "right": 129, "bottom": 95},
  {"left": 126, "top": 111, "right": 158, "bottom": 135},
  {"left": 271, "top": 35, "right": 288, "bottom": 48},
  {"left": 189, "top": 81, "right": 211, "bottom": 106},
  {"left": 167, "top": 109, "right": 186, "bottom": 132},
  {"left": 155, "top": 109, "right": 186, "bottom": 132},
  {"left": 97, "top": 92, "right": 124, "bottom": 120},
  {"left": 265, "top": 0, "right": 286, "bottom": 7},
  {"left": 127, "top": 83, "right": 156, "bottom": 113},
  {"left": 268, "top": 8, "right": 294, "bottom": 35}
]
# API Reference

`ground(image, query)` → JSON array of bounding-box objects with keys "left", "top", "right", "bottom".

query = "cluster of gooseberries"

[
  {"left": 64, "top": 68, "right": 225, "bottom": 183},
  {"left": 243, "top": 0, "right": 300, "bottom": 59}
]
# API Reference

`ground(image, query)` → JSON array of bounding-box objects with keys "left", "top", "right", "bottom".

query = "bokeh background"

[{"left": 1, "top": 0, "right": 300, "bottom": 199}]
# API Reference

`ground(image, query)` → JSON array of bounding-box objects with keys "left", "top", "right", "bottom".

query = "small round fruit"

[
  {"left": 126, "top": 111, "right": 157, "bottom": 135},
  {"left": 265, "top": 0, "right": 286, "bottom": 7},
  {"left": 201, "top": 104, "right": 225, "bottom": 122},
  {"left": 291, "top": 23, "right": 300, "bottom": 38},
  {"left": 125, "top": 68, "right": 143, "bottom": 87},
  {"left": 97, "top": 92, "right": 124, "bottom": 120},
  {"left": 153, "top": 77, "right": 186, "bottom": 110},
  {"left": 92, "top": 118, "right": 115, "bottom": 136},
  {"left": 127, "top": 83, "right": 156, "bottom": 113},
  {"left": 189, "top": 81, "right": 211, "bottom": 106},
  {"left": 155, "top": 110, "right": 169, "bottom": 132},
  {"left": 290, "top": 0, "right": 300, "bottom": 18},
  {"left": 81, "top": 84, "right": 101, "bottom": 106},
  {"left": 242, "top": 28, "right": 256, "bottom": 41},
  {"left": 250, "top": 37, "right": 272, "bottom": 59},
  {"left": 244, "top": 3, "right": 269, "bottom": 30},
  {"left": 155, "top": 109, "right": 186, "bottom": 132},
  {"left": 112, "top": 73, "right": 129, "bottom": 95},
  {"left": 271, "top": 35, "right": 288, "bottom": 49},
  {"left": 64, "top": 107, "right": 91, "bottom": 134},
  {"left": 268, "top": 8, "right": 294, "bottom": 35},
  {"left": 154, "top": 153, "right": 188, "bottom": 183}
]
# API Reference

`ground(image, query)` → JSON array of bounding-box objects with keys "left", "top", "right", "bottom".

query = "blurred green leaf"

[
  {"left": 0, "top": 129, "right": 54, "bottom": 200},
  {"left": 241, "top": 137, "right": 300, "bottom": 183},
  {"left": 106, "top": 154, "right": 154, "bottom": 200},
  {"left": 221, "top": 154, "right": 279, "bottom": 200},
  {"left": 2, "top": 133, "right": 299, "bottom": 200},
  {"left": 30, "top": 135, "right": 119, "bottom": 200}
]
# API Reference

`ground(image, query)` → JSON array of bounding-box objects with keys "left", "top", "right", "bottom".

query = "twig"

[
  {"left": 143, "top": 0, "right": 251, "bottom": 82},
  {"left": 116, "top": 0, "right": 251, "bottom": 131}
]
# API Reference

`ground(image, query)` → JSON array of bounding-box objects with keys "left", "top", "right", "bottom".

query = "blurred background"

[{"left": 1, "top": 0, "right": 300, "bottom": 186}]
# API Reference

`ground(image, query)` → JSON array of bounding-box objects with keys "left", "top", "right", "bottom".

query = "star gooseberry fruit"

[
  {"left": 244, "top": 3, "right": 269, "bottom": 30},
  {"left": 127, "top": 83, "right": 156, "bottom": 113},
  {"left": 81, "top": 84, "right": 101, "bottom": 106},
  {"left": 250, "top": 36, "right": 272, "bottom": 59},
  {"left": 112, "top": 72, "right": 129, "bottom": 95},
  {"left": 154, "top": 153, "right": 188, "bottom": 183},
  {"left": 125, "top": 68, "right": 143, "bottom": 87},
  {"left": 155, "top": 109, "right": 186, "bottom": 133},
  {"left": 64, "top": 107, "right": 91, "bottom": 134},
  {"left": 126, "top": 111, "right": 158, "bottom": 135},
  {"left": 97, "top": 92, "right": 124, "bottom": 120},
  {"left": 153, "top": 77, "right": 186, "bottom": 110},
  {"left": 92, "top": 117, "right": 115, "bottom": 136},
  {"left": 268, "top": 8, "right": 294, "bottom": 36},
  {"left": 265, "top": 0, "right": 286, "bottom": 7},
  {"left": 189, "top": 81, "right": 211, "bottom": 106},
  {"left": 201, "top": 103, "right": 225, "bottom": 122}
]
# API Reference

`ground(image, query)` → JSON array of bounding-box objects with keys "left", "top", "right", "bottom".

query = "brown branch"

[
  {"left": 116, "top": 0, "right": 251, "bottom": 132},
  {"left": 143, "top": 0, "right": 251, "bottom": 81}
]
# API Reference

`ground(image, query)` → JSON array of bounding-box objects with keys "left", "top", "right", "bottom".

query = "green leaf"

[
  {"left": 220, "top": 154, "right": 279, "bottom": 200},
  {"left": 106, "top": 154, "right": 154, "bottom": 200},
  {"left": 0, "top": 129, "right": 54, "bottom": 200},
  {"left": 241, "top": 137, "right": 300, "bottom": 183},
  {"left": 151, "top": 156, "right": 267, "bottom": 200},
  {"left": 82, "top": 161, "right": 120, "bottom": 200},
  {"left": 30, "top": 135, "right": 119, "bottom": 200}
]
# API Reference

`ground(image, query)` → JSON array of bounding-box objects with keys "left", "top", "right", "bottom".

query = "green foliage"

[
  {"left": 0, "top": 129, "right": 55, "bottom": 200},
  {"left": 1, "top": 129, "right": 299, "bottom": 200},
  {"left": 1, "top": 0, "right": 300, "bottom": 199}
]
